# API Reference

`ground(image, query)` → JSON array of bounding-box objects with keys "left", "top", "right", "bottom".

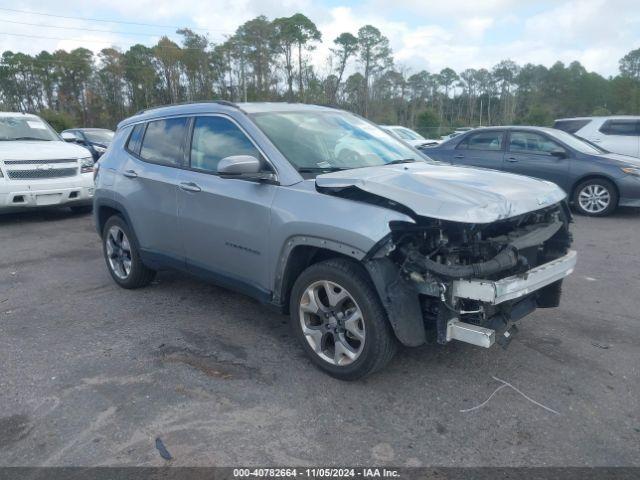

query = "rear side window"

[
  {"left": 190, "top": 116, "right": 260, "bottom": 173},
  {"left": 139, "top": 117, "right": 189, "bottom": 166},
  {"left": 553, "top": 119, "right": 590, "bottom": 134},
  {"left": 126, "top": 124, "right": 145, "bottom": 155},
  {"left": 458, "top": 131, "right": 504, "bottom": 151},
  {"left": 599, "top": 120, "right": 639, "bottom": 136}
]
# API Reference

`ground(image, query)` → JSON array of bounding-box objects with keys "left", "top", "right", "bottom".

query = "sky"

[{"left": 0, "top": 0, "right": 639, "bottom": 77}]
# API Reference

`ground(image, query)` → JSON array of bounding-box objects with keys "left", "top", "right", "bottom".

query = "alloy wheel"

[
  {"left": 298, "top": 280, "right": 365, "bottom": 366},
  {"left": 105, "top": 225, "right": 132, "bottom": 280},
  {"left": 578, "top": 184, "right": 611, "bottom": 214}
]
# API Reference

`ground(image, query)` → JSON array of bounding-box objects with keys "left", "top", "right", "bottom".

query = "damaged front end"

[{"left": 364, "top": 202, "right": 576, "bottom": 348}]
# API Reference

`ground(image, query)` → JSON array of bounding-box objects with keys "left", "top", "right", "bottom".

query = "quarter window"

[
  {"left": 459, "top": 131, "right": 504, "bottom": 151},
  {"left": 190, "top": 116, "right": 260, "bottom": 173},
  {"left": 599, "top": 120, "right": 639, "bottom": 136},
  {"left": 126, "top": 124, "right": 146, "bottom": 155},
  {"left": 139, "top": 117, "right": 188, "bottom": 166},
  {"left": 509, "top": 131, "right": 564, "bottom": 155}
]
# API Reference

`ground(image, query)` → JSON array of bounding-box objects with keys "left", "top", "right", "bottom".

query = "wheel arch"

[
  {"left": 96, "top": 205, "right": 121, "bottom": 237},
  {"left": 95, "top": 199, "right": 147, "bottom": 261},
  {"left": 273, "top": 236, "right": 427, "bottom": 348},
  {"left": 95, "top": 198, "right": 136, "bottom": 237},
  {"left": 273, "top": 236, "right": 369, "bottom": 314}
]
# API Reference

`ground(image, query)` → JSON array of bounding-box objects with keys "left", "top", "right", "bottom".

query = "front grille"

[
  {"left": 7, "top": 168, "right": 78, "bottom": 180},
  {"left": 4, "top": 159, "right": 76, "bottom": 165}
]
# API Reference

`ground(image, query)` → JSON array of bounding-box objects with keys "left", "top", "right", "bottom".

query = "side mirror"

[
  {"left": 550, "top": 148, "right": 567, "bottom": 159},
  {"left": 218, "top": 155, "right": 261, "bottom": 175},
  {"left": 61, "top": 132, "right": 77, "bottom": 142},
  {"left": 217, "top": 155, "right": 277, "bottom": 183}
]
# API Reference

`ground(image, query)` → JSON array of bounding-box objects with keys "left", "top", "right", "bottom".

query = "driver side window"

[
  {"left": 190, "top": 116, "right": 261, "bottom": 173},
  {"left": 509, "top": 131, "right": 564, "bottom": 155}
]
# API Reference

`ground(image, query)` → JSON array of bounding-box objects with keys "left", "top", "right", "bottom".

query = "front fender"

[
  {"left": 268, "top": 181, "right": 414, "bottom": 294},
  {"left": 269, "top": 183, "right": 425, "bottom": 345}
]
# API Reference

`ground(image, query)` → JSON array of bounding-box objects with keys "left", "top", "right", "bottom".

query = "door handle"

[
  {"left": 506, "top": 157, "right": 519, "bottom": 162},
  {"left": 454, "top": 154, "right": 465, "bottom": 159},
  {"left": 592, "top": 139, "right": 602, "bottom": 143},
  {"left": 179, "top": 182, "right": 202, "bottom": 193},
  {"left": 123, "top": 169, "right": 138, "bottom": 178}
]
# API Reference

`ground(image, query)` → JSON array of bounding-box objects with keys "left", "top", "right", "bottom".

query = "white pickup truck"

[{"left": 0, "top": 112, "right": 95, "bottom": 213}]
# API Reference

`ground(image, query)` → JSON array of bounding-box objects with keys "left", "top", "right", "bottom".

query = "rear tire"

[
  {"left": 289, "top": 258, "right": 396, "bottom": 380},
  {"left": 102, "top": 215, "right": 155, "bottom": 289},
  {"left": 573, "top": 178, "right": 617, "bottom": 217}
]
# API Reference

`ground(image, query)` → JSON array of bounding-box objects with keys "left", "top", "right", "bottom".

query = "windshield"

[
  {"left": 550, "top": 129, "right": 607, "bottom": 154},
  {"left": 0, "top": 116, "right": 59, "bottom": 141},
  {"left": 83, "top": 129, "right": 114, "bottom": 144},
  {"left": 251, "top": 111, "right": 424, "bottom": 172}
]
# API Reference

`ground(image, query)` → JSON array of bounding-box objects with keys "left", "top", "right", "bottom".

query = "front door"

[
  {"left": 176, "top": 115, "right": 276, "bottom": 298},
  {"left": 502, "top": 130, "right": 570, "bottom": 191}
]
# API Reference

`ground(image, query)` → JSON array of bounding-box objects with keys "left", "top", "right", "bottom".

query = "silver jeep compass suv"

[{"left": 95, "top": 101, "right": 576, "bottom": 380}]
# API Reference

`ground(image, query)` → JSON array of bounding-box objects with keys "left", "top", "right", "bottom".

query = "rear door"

[
  {"left": 594, "top": 119, "right": 640, "bottom": 157},
  {"left": 502, "top": 130, "right": 570, "bottom": 190},
  {"left": 176, "top": 115, "right": 277, "bottom": 296},
  {"left": 450, "top": 130, "right": 506, "bottom": 170},
  {"left": 117, "top": 117, "right": 188, "bottom": 265}
]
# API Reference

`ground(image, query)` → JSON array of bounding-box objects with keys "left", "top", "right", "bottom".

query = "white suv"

[
  {"left": 554, "top": 116, "right": 640, "bottom": 158},
  {"left": 0, "top": 112, "right": 95, "bottom": 213}
]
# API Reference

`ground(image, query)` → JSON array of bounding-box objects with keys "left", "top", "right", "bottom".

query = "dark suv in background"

[
  {"left": 425, "top": 126, "right": 640, "bottom": 216},
  {"left": 61, "top": 128, "right": 114, "bottom": 161}
]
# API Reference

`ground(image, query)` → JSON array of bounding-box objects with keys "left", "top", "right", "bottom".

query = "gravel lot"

[{"left": 0, "top": 207, "right": 639, "bottom": 467}]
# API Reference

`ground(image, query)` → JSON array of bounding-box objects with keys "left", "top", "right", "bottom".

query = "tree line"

[{"left": 1, "top": 12, "right": 639, "bottom": 135}]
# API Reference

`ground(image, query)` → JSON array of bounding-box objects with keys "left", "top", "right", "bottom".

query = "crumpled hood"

[
  {"left": 0, "top": 141, "right": 91, "bottom": 160},
  {"left": 315, "top": 162, "right": 567, "bottom": 223}
]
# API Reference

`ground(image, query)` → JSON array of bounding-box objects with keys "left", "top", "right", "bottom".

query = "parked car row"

[
  {"left": 385, "top": 116, "right": 640, "bottom": 217},
  {"left": 425, "top": 125, "right": 640, "bottom": 216},
  {"left": 3, "top": 104, "right": 638, "bottom": 380},
  {"left": 6, "top": 103, "right": 637, "bottom": 379}
]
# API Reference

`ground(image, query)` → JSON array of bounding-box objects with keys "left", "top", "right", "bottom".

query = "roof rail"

[{"left": 134, "top": 99, "right": 240, "bottom": 116}]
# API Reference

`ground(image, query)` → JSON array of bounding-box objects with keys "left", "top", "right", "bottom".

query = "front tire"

[
  {"left": 573, "top": 178, "right": 617, "bottom": 216},
  {"left": 102, "top": 215, "right": 155, "bottom": 289},
  {"left": 289, "top": 258, "right": 396, "bottom": 380}
]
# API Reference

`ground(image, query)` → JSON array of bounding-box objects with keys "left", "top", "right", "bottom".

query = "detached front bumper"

[
  {"left": 451, "top": 250, "right": 577, "bottom": 305},
  {"left": 445, "top": 250, "right": 577, "bottom": 348}
]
